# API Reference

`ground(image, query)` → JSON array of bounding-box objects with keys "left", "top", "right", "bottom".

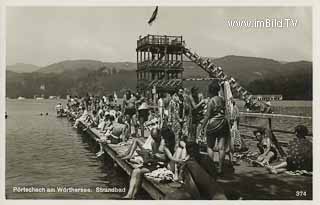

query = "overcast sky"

[{"left": 6, "top": 6, "right": 312, "bottom": 66}]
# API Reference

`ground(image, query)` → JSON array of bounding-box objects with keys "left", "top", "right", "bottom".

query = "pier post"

[{"left": 268, "top": 118, "right": 272, "bottom": 130}]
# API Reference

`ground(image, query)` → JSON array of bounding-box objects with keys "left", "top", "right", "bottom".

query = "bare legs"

[
  {"left": 139, "top": 116, "right": 145, "bottom": 138},
  {"left": 125, "top": 114, "right": 132, "bottom": 137},
  {"left": 217, "top": 137, "right": 226, "bottom": 174},
  {"left": 266, "top": 161, "right": 288, "bottom": 174},
  {"left": 257, "top": 152, "right": 275, "bottom": 166},
  {"left": 168, "top": 146, "right": 187, "bottom": 181},
  {"left": 123, "top": 167, "right": 150, "bottom": 199},
  {"left": 120, "top": 139, "right": 145, "bottom": 160}
]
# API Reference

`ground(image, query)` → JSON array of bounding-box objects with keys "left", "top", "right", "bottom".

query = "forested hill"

[{"left": 6, "top": 56, "right": 312, "bottom": 100}]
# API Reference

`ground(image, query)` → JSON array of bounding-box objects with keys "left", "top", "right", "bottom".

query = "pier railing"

[
  {"left": 137, "top": 34, "right": 184, "bottom": 48},
  {"left": 238, "top": 112, "right": 312, "bottom": 148}
]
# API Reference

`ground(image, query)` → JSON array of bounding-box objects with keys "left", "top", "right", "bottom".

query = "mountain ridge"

[{"left": 6, "top": 55, "right": 312, "bottom": 100}]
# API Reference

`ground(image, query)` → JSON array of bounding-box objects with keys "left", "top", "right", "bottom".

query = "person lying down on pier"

[
  {"left": 121, "top": 128, "right": 187, "bottom": 199},
  {"left": 96, "top": 115, "right": 128, "bottom": 157}
]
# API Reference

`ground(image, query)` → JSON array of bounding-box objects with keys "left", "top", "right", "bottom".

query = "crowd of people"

[{"left": 62, "top": 79, "right": 312, "bottom": 200}]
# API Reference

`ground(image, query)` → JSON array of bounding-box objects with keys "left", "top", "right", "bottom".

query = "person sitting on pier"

[
  {"left": 266, "top": 125, "right": 312, "bottom": 174},
  {"left": 122, "top": 128, "right": 166, "bottom": 199},
  {"left": 253, "top": 129, "right": 278, "bottom": 166},
  {"left": 254, "top": 127, "right": 286, "bottom": 158},
  {"left": 165, "top": 142, "right": 240, "bottom": 200},
  {"left": 162, "top": 127, "right": 188, "bottom": 181},
  {"left": 201, "top": 80, "right": 230, "bottom": 175},
  {"left": 83, "top": 110, "right": 99, "bottom": 130},
  {"left": 97, "top": 112, "right": 109, "bottom": 131},
  {"left": 73, "top": 107, "right": 88, "bottom": 128},
  {"left": 96, "top": 115, "right": 129, "bottom": 157}
]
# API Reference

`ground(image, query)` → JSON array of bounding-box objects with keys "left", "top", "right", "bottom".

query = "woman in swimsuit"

[{"left": 201, "top": 80, "right": 229, "bottom": 174}]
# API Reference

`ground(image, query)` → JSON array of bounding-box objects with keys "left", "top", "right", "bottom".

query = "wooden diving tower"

[
  {"left": 136, "top": 34, "right": 270, "bottom": 112},
  {"left": 136, "top": 34, "right": 185, "bottom": 95}
]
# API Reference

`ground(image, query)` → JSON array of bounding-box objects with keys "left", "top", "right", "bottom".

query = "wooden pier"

[
  {"left": 77, "top": 120, "right": 182, "bottom": 199},
  {"left": 75, "top": 119, "right": 312, "bottom": 200}
]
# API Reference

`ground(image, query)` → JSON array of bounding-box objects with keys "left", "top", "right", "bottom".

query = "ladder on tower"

[{"left": 183, "top": 47, "right": 269, "bottom": 113}]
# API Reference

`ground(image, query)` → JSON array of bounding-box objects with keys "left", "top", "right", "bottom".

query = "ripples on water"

[{"left": 6, "top": 99, "right": 130, "bottom": 199}]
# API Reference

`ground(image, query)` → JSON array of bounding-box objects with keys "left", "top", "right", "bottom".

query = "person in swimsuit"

[
  {"left": 165, "top": 142, "right": 239, "bottom": 200},
  {"left": 266, "top": 125, "right": 312, "bottom": 174},
  {"left": 201, "top": 80, "right": 229, "bottom": 174},
  {"left": 182, "top": 89, "right": 192, "bottom": 138},
  {"left": 158, "top": 92, "right": 166, "bottom": 128},
  {"left": 123, "top": 90, "right": 137, "bottom": 137},
  {"left": 160, "top": 127, "right": 187, "bottom": 181},
  {"left": 96, "top": 115, "right": 128, "bottom": 157},
  {"left": 253, "top": 129, "right": 278, "bottom": 166},
  {"left": 122, "top": 128, "right": 166, "bottom": 199},
  {"left": 136, "top": 93, "right": 149, "bottom": 138},
  {"left": 168, "top": 92, "right": 183, "bottom": 147},
  {"left": 189, "top": 87, "right": 206, "bottom": 142}
]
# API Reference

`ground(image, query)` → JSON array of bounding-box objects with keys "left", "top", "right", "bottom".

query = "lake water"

[
  {"left": 5, "top": 99, "right": 312, "bottom": 199},
  {"left": 5, "top": 99, "right": 135, "bottom": 199}
]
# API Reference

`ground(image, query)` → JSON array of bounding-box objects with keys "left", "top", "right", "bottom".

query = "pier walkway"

[{"left": 77, "top": 120, "right": 312, "bottom": 200}]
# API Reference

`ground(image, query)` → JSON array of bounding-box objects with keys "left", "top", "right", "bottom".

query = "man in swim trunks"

[{"left": 123, "top": 90, "right": 137, "bottom": 137}]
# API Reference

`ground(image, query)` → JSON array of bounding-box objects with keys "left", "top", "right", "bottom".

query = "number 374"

[{"left": 296, "top": 191, "right": 307, "bottom": 197}]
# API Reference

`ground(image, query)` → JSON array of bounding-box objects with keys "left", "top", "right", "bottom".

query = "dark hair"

[
  {"left": 253, "top": 128, "right": 265, "bottom": 136},
  {"left": 186, "top": 142, "right": 200, "bottom": 162},
  {"left": 159, "top": 92, "right": 166, "bottom": 99},
  {"left": 191, "top": 86, "right": 198, "bottom": 95},
  {"left": 117, "top": 115, "right": 124, "bottom": 124},
  {"left": 160, "top": 127, "right": 175, "bottom": 154},
  {"left": 126, "top": 90, "right": 131, "bottom": 100},
  {"left": 109, "top": 115, "right": 115, "bottom": 122},
  {"left": 294, "top": 125, "right": 308, "bottom": 137},
  {"left": 208, "top": 80, "right": 220, "bottom": 97},
  {"left": 104, "top": 114, "right": 110, "bottom": 120}
]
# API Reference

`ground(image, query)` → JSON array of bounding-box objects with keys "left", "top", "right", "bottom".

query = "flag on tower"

[{"left": 148, "top": 6, "right": 158, "bottom": 25}]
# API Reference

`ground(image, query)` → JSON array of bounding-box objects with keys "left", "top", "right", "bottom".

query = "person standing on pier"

[
  {"left": 189, "top": 87, "right": 206, "bottom": 142},
  {"left": 182, "top": 88, "right": 192, "bottom": 138},
  {"left": 123, "top": 90, "right": 137, "bottom": 137},
  {"left": 158, "top": 92, "right": 167, "bottom": 128},
  {"left": 168, "top": 92, "right": 183, "bottom": 147},
  {"left": 201, "top": 80, "right": 230, "bottom": 175}
]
